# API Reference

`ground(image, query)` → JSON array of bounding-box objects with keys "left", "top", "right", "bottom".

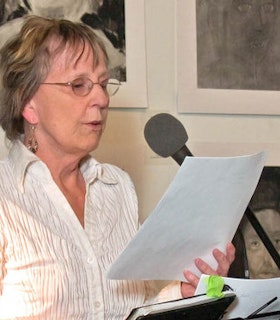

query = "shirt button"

[
  {"left": 87, "top": 257, "right": 94, "bottom": 264},
  {"left": 94, "top": 301, "right": 101, "bottom": 308}
]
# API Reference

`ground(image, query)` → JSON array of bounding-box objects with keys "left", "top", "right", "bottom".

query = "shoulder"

[
  {"left": 101, "top": 163, "right": 133, "bottom": 182},
  {"left": 99, "top": 163, "right": 137, "bottom": 200}
]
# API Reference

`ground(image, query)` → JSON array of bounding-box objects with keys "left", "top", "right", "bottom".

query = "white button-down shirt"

[{"left": 0, "top": 141, "right": 180, "bottom": 319}]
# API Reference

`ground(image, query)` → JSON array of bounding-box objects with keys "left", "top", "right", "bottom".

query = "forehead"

[
  {"left": 49, "top": 39, "right": 106, "bottom": 73},
  {"left": 244, "top": 209, "right": 280, "bottom": 234},
  {"left": 256, "top": 209, "right": 280, "bottom": 224}
]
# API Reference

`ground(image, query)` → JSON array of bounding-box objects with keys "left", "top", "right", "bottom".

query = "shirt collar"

[
  {"left": 8, "top": 140, "right": 39, "bottom": 192},
  {"left": 8, "top": 140, "right": 118, "bottom": 192},
  {"left": 79, "top": 155, "right": 118, "bottom": 185}
]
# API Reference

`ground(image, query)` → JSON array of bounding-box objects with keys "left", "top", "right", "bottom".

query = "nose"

[
  {"left": 247, "top": 8, "right": 265, "bottom": 30},
  {"left": 90, "top": 83, "right": 110, "bottom": 109}
]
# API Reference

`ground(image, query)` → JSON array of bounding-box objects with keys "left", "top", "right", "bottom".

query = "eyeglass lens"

[{"left": 71, "top": 77, "right": 120, "bottom": 97}]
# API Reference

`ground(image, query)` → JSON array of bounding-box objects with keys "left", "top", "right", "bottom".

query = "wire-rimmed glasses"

[{"left": 41, "top": 77, "right": 121, "bottom": 97}]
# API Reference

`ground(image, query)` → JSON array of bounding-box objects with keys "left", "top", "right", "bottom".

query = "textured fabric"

[{"left": 0, "top": 140, "right": 181, "bottom": 319}]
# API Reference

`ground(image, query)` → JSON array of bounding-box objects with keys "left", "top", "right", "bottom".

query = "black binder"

[{"left": 126, "top": 292, "right": 236, "bottom": 320}]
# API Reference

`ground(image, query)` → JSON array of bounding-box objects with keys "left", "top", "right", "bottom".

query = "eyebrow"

[{"left": 67, "top": 70, "right": 110, "bottom": 81}]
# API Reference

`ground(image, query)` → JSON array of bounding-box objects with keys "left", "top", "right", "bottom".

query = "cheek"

[
  {"left": 37, "top": 93, "right": 81, "bottom": 123},
  {"left": 37, "top": 103, "right": 83, "bottom": 140},
  {"left": 247, "top": 253, "right": 261, "bottom": 271}
]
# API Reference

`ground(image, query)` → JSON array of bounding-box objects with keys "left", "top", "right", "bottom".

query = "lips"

[
  {"left": 248, "top": 31, "right": 270, "bottom": 50},
  {"left": 86, "top": 120, "right": 103, "bottom": 131}
]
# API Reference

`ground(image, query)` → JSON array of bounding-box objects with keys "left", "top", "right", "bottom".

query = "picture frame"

[
  {"left": 110, "top": 0, "right": 147, "bottom": 108},
  {"left": 176, "top": 0, "right": 280, "bottom": 115},
  {"left": 0, "top": 0, "right": 147, "bottom": 109}
]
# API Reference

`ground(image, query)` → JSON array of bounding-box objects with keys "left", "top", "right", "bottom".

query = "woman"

[{"left": 0, "top": 15, "right": 235, "bottom": 319}]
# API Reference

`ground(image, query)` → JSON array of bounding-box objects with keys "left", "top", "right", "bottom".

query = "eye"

[
  {"left": 247, "top": 238, "right": 261, "bottom": 251},
  {"left": 261, "top": 4, "right": 274, "bottom": 13},
  {"left": 237, "top": 4, "right": 252, "bottom": 12},
  {"left": 100, "top": 79, "right": 109, "bottom": 90},
  {"left": 71, "top": 77, "right": 88, "bottom": 89}
]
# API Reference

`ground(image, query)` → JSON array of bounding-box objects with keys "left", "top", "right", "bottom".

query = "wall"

[
  {"left": 94, "top": 0, "right": 280, "bottom": 222},
  {"left": 1, "top": 0, "right": 280, "bottom": 223}
]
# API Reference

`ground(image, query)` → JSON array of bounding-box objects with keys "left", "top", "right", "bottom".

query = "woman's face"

[
  {"left": 243, "top": 208, "right": 280, "bottom": 279},
  {"left": 23, "top": 42, "right": 110, "bottom": 160},
  {"left": 226, "top": 0, "right": 276, "bottom": 59}
]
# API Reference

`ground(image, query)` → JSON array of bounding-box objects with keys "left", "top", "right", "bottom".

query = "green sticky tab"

[{"left": 204, "top": 275, "right": 225, "bottom": 298}]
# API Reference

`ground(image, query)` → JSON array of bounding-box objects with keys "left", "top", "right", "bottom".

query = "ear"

[{"left": 22, "top": 99, "right": 38, "bottom": 124}]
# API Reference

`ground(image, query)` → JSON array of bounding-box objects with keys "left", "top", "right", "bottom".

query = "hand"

[{"left": 181, "top": 242, "right": 235, "bottom": 297}]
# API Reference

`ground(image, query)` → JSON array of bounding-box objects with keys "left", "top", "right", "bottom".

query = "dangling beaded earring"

[{"left": 27, "top": 125, "right": 38, "bottom": 153}]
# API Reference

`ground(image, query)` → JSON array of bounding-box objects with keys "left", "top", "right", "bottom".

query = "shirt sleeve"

[
  {"left": 144, "top": 280, "right": 182, "bottom": 305},
  {"left": 157, "top": 281, "right": 182, "bottom": 302}
]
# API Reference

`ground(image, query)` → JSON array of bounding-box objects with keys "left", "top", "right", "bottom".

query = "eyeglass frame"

[{"left": 41, "top": 76, "right": 121, "bottom": 97}]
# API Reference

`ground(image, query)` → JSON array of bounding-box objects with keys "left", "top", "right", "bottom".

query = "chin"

[{"left": 88, "top": 140, "right": 101, "bottom": 153}]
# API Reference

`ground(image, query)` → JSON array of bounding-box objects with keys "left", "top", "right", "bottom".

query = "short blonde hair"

[{"left": 0, "top": 15, "right": 108, "bottom": 141}]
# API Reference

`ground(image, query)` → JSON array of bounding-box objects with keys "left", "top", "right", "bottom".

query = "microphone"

[{"left": 144, "top": 113, "right": 193, "bottom": 165}]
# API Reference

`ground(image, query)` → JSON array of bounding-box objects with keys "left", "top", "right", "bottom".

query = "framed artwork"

[
  {"left": 230, "top": 166, "right": 280, "bottom": 279},
  {"left": 0, "top": 0, "right": 147, "bottom": 108},
  {"left": 177, "top": 0, "right": 280, "bottom": 115}
]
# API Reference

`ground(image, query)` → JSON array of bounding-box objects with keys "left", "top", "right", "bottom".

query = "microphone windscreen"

[{"left": 144, "top": 113, "right": 188, "bottom": 157}]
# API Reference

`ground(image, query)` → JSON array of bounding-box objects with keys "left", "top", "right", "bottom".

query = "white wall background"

[{"left": 1, "top": 0, "right": 280, "bottom": 223}]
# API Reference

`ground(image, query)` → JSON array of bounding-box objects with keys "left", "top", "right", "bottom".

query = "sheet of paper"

[
  {"left": 195, "top": 275, "right": 280, "bottom": 319},
  {"left": 107, "top": 152, "right": 266, "bottom": 281}
]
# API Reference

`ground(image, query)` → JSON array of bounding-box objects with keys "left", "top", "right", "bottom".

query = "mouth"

[
  {"left": 248, "top": 32, "right": 269, "bottom": 50},
  {"left": 249, "top": 39, "right": 268, "bottom": 50},
  {"left": 86, "top": 120, "right": 103, "bottom": 131}
]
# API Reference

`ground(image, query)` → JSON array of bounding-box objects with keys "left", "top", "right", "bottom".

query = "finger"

[
  {"left": 194, "top": 257, "right": 218, "bottom": 275},
  {"left": 181, "top": 281, "right": 196, "bottom": 298},
  {"left": 212, "top": 243, "right": 236, "bottom": 276},
  {"left": 213, "top": 247, "right": 233, "bottom": 276},
  {"left": 226, "top": 242, "right": 236, "bottom": 264},
  {"left": 183, "top": 270, "right": 200, "bottom": 288}
]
